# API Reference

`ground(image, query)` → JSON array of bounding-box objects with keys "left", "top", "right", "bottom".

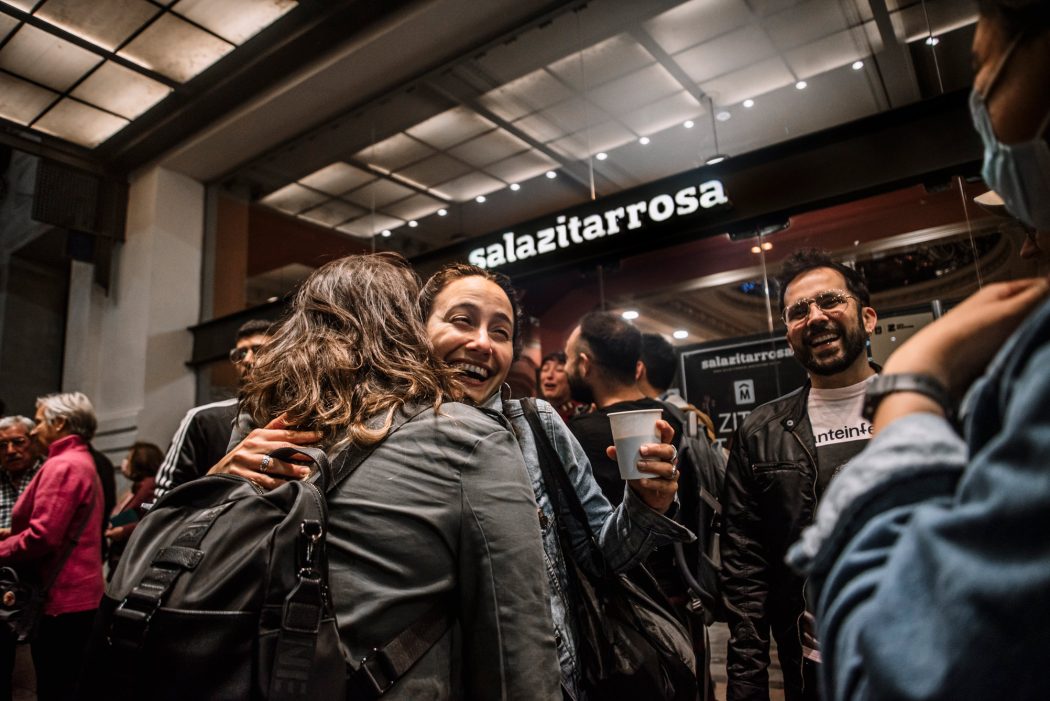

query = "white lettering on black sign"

[{"left": 468, "top": 180, "right": 729, "bottom": 269}]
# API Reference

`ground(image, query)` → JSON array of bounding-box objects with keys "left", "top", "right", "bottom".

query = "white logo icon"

[{"left": 734, "top": 380, "right": 755, "bottom": 405}]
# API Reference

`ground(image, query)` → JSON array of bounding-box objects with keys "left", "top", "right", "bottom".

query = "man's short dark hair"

[
  {"left": 542, "top": 351, "right": 567, "bottom": 365},
  {"left": 775, "top": 249, "right": 870, "bottom": 312},
  {"left": 236, "top": 319, "right": 272, "bottom": 342},
  {"left": 577, "top": 311, "right": 641, "bottom": 385},
  {"left": 640, "top": 333, "right": 676, "bottom": 392}
]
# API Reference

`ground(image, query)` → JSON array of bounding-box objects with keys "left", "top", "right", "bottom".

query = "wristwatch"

[{"left": 861, "top": 373, "right": 954, "bottom": 422}]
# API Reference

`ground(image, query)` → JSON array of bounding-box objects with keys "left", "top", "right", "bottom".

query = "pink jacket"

[{"left": 0, "top": 435, "right": 104, "bottom": 615}]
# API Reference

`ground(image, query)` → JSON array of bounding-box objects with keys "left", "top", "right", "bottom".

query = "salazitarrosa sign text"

[{"left": 468, "top": 179, "right": 729, "bottom": 270}]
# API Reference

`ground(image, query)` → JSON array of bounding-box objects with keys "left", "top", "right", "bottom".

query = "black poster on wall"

[{"left": 680, "top": 335, "right": 808, "bottom": 450}]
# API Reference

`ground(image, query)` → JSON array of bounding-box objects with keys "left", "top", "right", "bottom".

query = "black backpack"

[
  {"left": 82, "top": 414, "right": 447, "bottom": 701},
  {"left": 660, "top": 400, "right": 728, "bottom": 626}
]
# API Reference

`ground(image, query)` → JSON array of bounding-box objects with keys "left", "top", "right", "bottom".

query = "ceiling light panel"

[
  {"left": 644, "top": 0, "right": 754, "bottom": 55},
  {"left": 675, "top": 25, "right": 778, "bottom": 84},
  {"left": 783, "top": 29, "right": 868, "bottom": 79},
  {"left": 354, "top": 132, "right": 435, "bottom": 172},
  {"left": 260, "top": 183, "right": 327, "bottom": 214},
  {"left": 700, "top": 56, "right": 795, "bottom": 106},
  {"left": 540, "top": 96, "right": 607, "bottom": 136},
  {"left": 173, "top": 0, "right": 298, "bottom": 45},
  {"left": 71, "top": 61, "right": 171, "bottom": 119},
  {"left": 337, "top": 213, "right": 404, "bottom": 238},
  {"left": 510, "top": 112, "right": 565, "bottom": 144},
  {"left": 0, "top": 25, "right": 102, "bottom": 91},
  {"left": 406, "top": 106, "right": 495, "bottom": 150},
  {"left": 547, "top": 33, "right": 653, "bottom": 92},
  {"left": 0, "top": 14, "right": 18, "bottom": 41},
  {"left": 483, "top": 149, "right": 558, "bottom": 183},
  {"left": 620, "top": 91, "right": 702, "bottom": 134},
  {"left": 119, "top": 13, "right": 233, "bottom": 82},
  {"left": 36, "top": 0, "right": 160, "bottom": 52},
  {"left": 430, "top": 172, "right": 505, "bottom": 202},
  {"left": 478, "top": 68, "right": 574, "bottom": 122},
  {"left": 298, "top": 162, "right": 374, "bottom": 196},
  {"left": 33, "top": 98, "right": 129, "bottom": 147},
  {"left": 3, "top": 0, "right": 37, "bottom": 10},
  {"left": 395, "top": 154, "right": 473, "bottom": 188},
  {"left": 383, "top": 193, "right": 446, "bottom": 221},
  {"left": 298, "top": 199, "right": 365, "bottom": 227},
  {"left": 343, "top": 179, "right": 416, "bottom": 209},
  {"left": 763, "top": 0, "right": 851, "bottom": 51},
  {"left": 0, "top": 72, "right": 58, "bottom": 125},
  {"left": 447, "top": 129, "right": 531, "bottom": 168},
  {"left": 549, "top": 121, "right": 634, "bottom": 161},
  {"left": 588, "top": 63, "right": 682, "bottom": 114}
]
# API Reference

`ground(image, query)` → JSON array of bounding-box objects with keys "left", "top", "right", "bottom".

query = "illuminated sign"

[{"left": 467, "top": 179, "right": 730, "bottom": 270}]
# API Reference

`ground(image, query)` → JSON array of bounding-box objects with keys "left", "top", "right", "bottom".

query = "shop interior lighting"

[
  {"left": 621, "top": 310, "right": 640, "bottom": 320},
  {"left": 596, "top": 152, "right": 608, "bottom": 161},
  {"left": 795, "top": 80, "right": 807, "bottom": 90},
  {"left": 683, "top": 120, "right": 694, "bottom": 129},
  {"left": 381, "top": 229, "right": 391, "bottom": 237},
  {"left": 852, "top": 60, "right": 864, "bottom": 70},
  {"left": 751, "top": 241, "right": 774, "bottom": 253},
  {"left": 437, "top": 208, "right": 448, "bottom": 216},
  {"left": 672, "top": 330, "right": 689, "bottom": 340},
  {"left": 475, "top": 195, "right": 486, "bottom": 203},
  {"left": 716, "top": 111, "right": 731, "bottom": 122},
  {"left": 743, "top": 99, "right": 755, "bottom": 108},
  {"left": 407, "top": 220, "right": 418, "bottom": 228},
  {"left": 545, "top": 170, "right": 557, "bottom": 179},
  {"left": 267, "top": 296, "right": 279, "bottom": 303},
  {"left": 638, "top": 136, "right": 650, "bottom": 145},
  {"left": 509, "top": 183, "right": 521, "bottom": 191},
  {"left": 705, "top": 155, "right": 726, "bottom": 165},
  {"left": 925, "top": 36, "right": 940, "bottom": 46}
]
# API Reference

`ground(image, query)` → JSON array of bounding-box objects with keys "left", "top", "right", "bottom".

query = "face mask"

[{"left": 969, "top": 35, "right": 1050, "bottom": 231}]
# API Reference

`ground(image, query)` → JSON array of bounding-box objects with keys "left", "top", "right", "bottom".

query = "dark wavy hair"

[
  {"left": 775, "top": 248, "right": 871, "bottom": 312},
  {"left": 125, "top": 442, "right": 163, "bottom": 482},
  {"left": 241, "top": 253, "right": 459, "bottom": 448},
  {"left": 418, "top": 263, "right": 524, "bottom": 359}
]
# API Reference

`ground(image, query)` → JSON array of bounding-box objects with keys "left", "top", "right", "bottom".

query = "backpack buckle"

[{"left": 358, "top": 647, "right": 397, "bottom": 695}]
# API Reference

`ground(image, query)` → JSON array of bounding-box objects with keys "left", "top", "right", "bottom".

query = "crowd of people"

[{"left": 0, "top": 0, "right": 1047, "bottom": 698}]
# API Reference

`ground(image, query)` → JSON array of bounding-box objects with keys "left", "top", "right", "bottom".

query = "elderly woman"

[
  {"left": 0, "top": 392, "right": 104, "bottom": 701},
  {"left": 213, "top": 253, "right": 560, "bottom": 699}
]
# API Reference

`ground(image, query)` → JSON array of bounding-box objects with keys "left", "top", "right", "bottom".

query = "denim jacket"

[
  {"left": 788, "top": 297, "right": 1050, "bottom": 700},
  {"left": 484, "top": 392, "right": 693, "bottom": 701}
]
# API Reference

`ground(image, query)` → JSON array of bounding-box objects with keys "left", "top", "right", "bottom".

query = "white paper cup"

[{"left": 607, "top": 408, "right": 662, "bottom": 480}]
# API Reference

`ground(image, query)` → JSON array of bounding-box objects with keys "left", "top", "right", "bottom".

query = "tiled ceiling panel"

[
  {"left": 620, "top": 90, "right": 703, "bottom": 134},
  {"left": 343, "top": 179, "right": 417, "bottom": 209},
  {"left": 119, "top": 13, "right": 234, "bottom": 82},
  {"left": 432, "top": 171, "right": 506, "bottom": 201},
  {"left": 784, "top": 29, "right": 867, "bottom": 80},
  {"left": 299, "top": 199, "right": 365, "bottom": 227},
  {"left": 701, "top": 56, "right": 795, "bottom": 106},
  {"left": 547, "top": 33, "right": 653, "bottom": 92},
  {"left": 447, "top": 128, "right": 531, "bottom": 168},
  {"left": 260, "top": 183, "right": 328, "bottom": 214},
  {"left": 478, "top": 67, "right": 574, "bottom": 122},
  {"left": 510, "top": 111, "right": 565, "bottom": 144},
  {"left": 541, "top": 95, "right": 608, "bottom": 135},
  {"left": 484, "top": 149, "right": 558, "bottom": 183},
  {"left": 71, "top": 61, "right": 171, "bottom": 119},
  {"left": 397, "top": 154, "right": 474, "bottom": 188},
  {"left": 0, "top": 72, "right": 58, "bottom": 125},
  {"left": 36, "top": 0, "right": 160, "bottom": 52},
  {"left": 33, "top": 98, "right": 129, "bottom": 147},
  {"left": 407, "top": 106, "right": 495, "bottom": 149},
  {"left": 384, "top": 193, "right": 446, "bottom": 221},
  {"left": 764, "top": 0, "right": 851, "bottom": 50},
  {"left": 298, "top": 162, "right": 375, "bottom": 195},
  {"left": 337, "top": 213, "right": 405, "bottom": 238},
  {"left": 674, "top": 25, "right": 779, "bottom": 84},
  {"left": 644, "top": 0, "right": 754, "bottom": 55},
  {"left": 173, "top": 0, "right": 298, "bottom": 45},
  {"left": 0, "top": 14, "right": 16, "bottom": 39},
  {"left": 587, "top": 63, "right": 682, "bottom": 114},
  {"left": 0, "top": 24, "right": 102, "bottom": 91},
  {"left": 355, "top": 133, "right": 435, "bottom": 172}
]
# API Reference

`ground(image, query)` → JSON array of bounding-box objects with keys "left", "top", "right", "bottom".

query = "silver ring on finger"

[
  {"left": 668, "top": 467, "right": 680, "bottom": 481},
  {"left": 260, "top": 455, "right": 272, "bottom": 473},
  {"left": 668, "top": 444, "right": 678, "bottom": 466}
]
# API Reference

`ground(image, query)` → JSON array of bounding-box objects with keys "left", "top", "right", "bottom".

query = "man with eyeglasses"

[
  {"left": 720, "top": 249, "right": 878, "bottom": 701},
  {"left": 0, "top": 416, "right": 43, "bottom": 531},
  {"left": 153, "top": 319, "right": 272, "bottom": 500}
]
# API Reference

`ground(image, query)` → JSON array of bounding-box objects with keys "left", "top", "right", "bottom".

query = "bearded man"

[{"left": 720, "top": 249, "right": 878, "bottom": 701}]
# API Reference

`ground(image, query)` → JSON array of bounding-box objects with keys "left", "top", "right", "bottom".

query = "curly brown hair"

[
  {"left": 240, "top": 253, "right": 460, "bottom": 448},
  {"left": 125, "top": 442, "right": 163, "bottom": 482}
]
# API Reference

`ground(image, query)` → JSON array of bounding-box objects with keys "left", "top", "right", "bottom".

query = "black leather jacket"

[{"left": 720, "top": 381, "right": 818, "bottom": 701}]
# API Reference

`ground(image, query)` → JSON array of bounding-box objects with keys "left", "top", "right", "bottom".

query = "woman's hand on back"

[{"left": 208, "top": 415, "right": 322, "bottom": 491}]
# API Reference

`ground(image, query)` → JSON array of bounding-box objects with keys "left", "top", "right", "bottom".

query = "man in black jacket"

[
  {"left": 153, "top": 320, "right": 271, "bottom": 499},
  {"left": 721, "top": 250, "right": 878, "bottom": 701}
]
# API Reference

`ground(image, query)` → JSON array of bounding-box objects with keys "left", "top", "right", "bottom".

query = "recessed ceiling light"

[
  {"left": 381, "top": 229, "right": 391, "bottom": 237},
  {"left": 621, "top": 310, "right": 639, "bottom": 320},
  {"left": 545, "top": 170, "right": 557, "bottom": 179},
  {"left": 852, "top": 60, "right": 864, "bottom": 70},
  {"left": 705, "top": 154, "right": 727, "bottom": 165},
  {"left": 751, "top": 245, "right": 761, "bottom": 254},
  {"left": 761, "top": 241, "right": 772, "bottom": 251},
  {"left": 743, "top": 99, "right": 755, "bottom": 108},
  {"left": 795, "top": 80, "right": 808, "bottom": 90},
  {"left": 716, "top": 111, "right": 731, "bottom": 122},
  {"left": 639, "top": 136, "right": 650, "bottom": 145},
  {"left": 673, "top": 330, "right": 689, "bottom": 340},
  {"left": 925, "top": 36, "right": 940, "bottom": 46},
  {"left": 407, "top": 220, "right": 418, "bottom": 228},
  {"left": 510, "top": 183, "right": 521, "bottom": 191},
  {"left": 437, "top": 208, "right": 448, "bottom": 216},
  {"left": 267, "top": 296, "right": 279, "bottom": 303},
  {"left": 683, "top": 120, "right": 694, "bottom": 129},
  {"left": 475, "top": 195, "right": 486, "bottom": 203},
  {"left": 596, "top": 152, "right": 608, "bottom": 161}
]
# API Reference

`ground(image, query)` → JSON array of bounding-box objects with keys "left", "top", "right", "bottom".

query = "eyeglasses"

[
  {"left": 0, "top": 437, "right": 29, "bottom": 450},
  {"left": 229, "top": 344, "right": 263, "bottom": 364},
  {"left": 782, "top": 290, "right": 858, "bottom": 326}
]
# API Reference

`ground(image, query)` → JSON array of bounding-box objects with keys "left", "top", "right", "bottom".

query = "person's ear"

[
  {"left": 635, "top": 361, "right": 646, "bottom": 383},
  {"left": 51, "top": 417, "right": 67, "bottom": 435},
  {"left": 862, "top": 306, "right": 878, "bottom": 336},
  {"left": 578, "top": 352, "right": 591, "bottom": 377}
]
